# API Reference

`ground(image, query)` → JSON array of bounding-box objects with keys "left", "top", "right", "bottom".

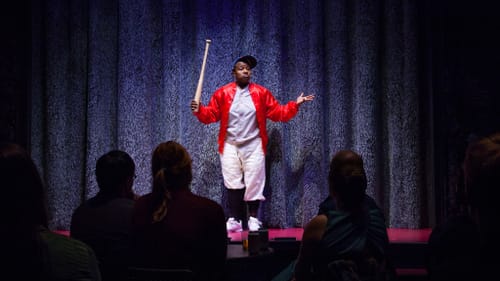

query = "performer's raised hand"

[
  {"left": 296, "top": 92, "right": 315, "bottom": 105},
  {"left": 190, "top": 99, "right": 200, "bottom": 113}
]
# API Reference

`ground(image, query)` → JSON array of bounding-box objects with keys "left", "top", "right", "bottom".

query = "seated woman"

[
  {"left": 1, "top": 142, "right": 101, "bottom": 281},
  {"left": 426, "top": 132, "right": 500, "bottom": 281},
  {"left": 274, "top": 150, "right": 395, "bottom": 281},
  {"left": 130, "top": 141, "right": 227, "bottom": 281}
]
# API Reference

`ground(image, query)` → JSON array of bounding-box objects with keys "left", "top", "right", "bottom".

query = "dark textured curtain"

[{"left": 31, "top": 0, "right": 431, "bottom": 230}]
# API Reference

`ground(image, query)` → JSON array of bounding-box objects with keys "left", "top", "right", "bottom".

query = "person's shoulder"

[
  {"left": 364, "top": 195, "right": 382, "bottom": 210},
  {"left": 303, "top": 214, "right": 328, "bottom": 241},
  {"left": 186, "top": 192, "right": 225, "bottom": 217},
  {"left": 211, "top": 82, "right": 236, "bottom": 100},
  {"left": 318, "top": 196, "right": 336, "bottom": 214},
  {"left": 73, "top": 196, "right": 98, "bottom": 210},
  {"left": 217, "top": 82, "right": 236, "bottom": 92},
  {"left": 40, "top": 227, "right": 96, "bottom": 257},
  {"left": 71, "top": 202, "right": 86, "bottom": 216},
  {"left": 191, "top": 192, "right": 223, "bottom": 208},
  {"left": 110, "top": 197, "right": 135, "bottom": 207},
  {"left": 39, "top": 227, "right": 101, "bottom": 280},
  {"left": 135, "top": 192, "right": 153, "bottom": 203},
  {"left": 306, "top": 214, "right": 328, "bottom": 228},
  {"left": 133, "top": 193, "right": 154, "bottom": 210},
  {"left": 249, "top": 83, "right": 269, "bottom": 92}
]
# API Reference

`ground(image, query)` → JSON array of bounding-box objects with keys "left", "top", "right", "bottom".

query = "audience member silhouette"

[
  {"left": 70, "top": 150, "right": 137, "bottom": 280},
  {"left": 273, "top": 150, "right": 395, "bottom": 281},
  {"left": 130, "top": 141, "right": 227, "bottom": 281},
  {"left": 426, "top": 132, "right": 500, "bottom": 281},
  {"left": 1, "top": 142, "right": 101, "bottom": 281},
  {"left": 318, "top": 194, "right": 381, "bottom": 215}
]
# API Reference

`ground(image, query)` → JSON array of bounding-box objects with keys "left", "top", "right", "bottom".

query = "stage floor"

[
  {"left": 55, "top": 227, "right": 432, "bottom": 243},
  {"left": 227, "top": 227, "right": 432, "bottom": 243},
  {"left": 54, "top": 227, "right": 431, "bottom": 280}
]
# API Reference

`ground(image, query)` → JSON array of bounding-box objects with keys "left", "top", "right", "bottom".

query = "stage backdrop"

[{"left": 31, "top": 0, "right": 433, "bottom": 230}]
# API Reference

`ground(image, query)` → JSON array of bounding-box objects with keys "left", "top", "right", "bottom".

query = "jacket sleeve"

[
  {"left": 264, "top": 89, "right": 299, "bottom": 122},
  {"left": 193, "top": 90, "right": 222, "bottom": 124}
]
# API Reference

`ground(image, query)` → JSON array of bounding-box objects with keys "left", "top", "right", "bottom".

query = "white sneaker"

[
  {"left": 248, "top": 216, "right": 262, "bottom": 231},
  {"left": 226, "top": 217, "right": 243, "bottom": 232}
]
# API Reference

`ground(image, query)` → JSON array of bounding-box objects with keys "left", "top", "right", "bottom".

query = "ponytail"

[{"left": 152, "top": 168, "right": 172, "bottom": 223}]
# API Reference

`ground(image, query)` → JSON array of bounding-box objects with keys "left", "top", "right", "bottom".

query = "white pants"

[{"left": 220, "top": 138, "right": 266, "bottom": 201}]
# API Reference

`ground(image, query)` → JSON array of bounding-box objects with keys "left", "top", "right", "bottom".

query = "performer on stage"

[{"left": 191, "top": 55, "right": 314, "bottom": 232}]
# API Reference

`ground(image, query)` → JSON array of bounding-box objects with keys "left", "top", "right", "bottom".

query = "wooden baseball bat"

[{"left": 194, "top": 39, "right": 211, "bottom": 103}]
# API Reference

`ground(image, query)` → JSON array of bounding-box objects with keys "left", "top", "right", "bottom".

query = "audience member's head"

[
  {"left": 95, "top": 150, "right": 136, "bottom": 199},
  {"left": 328, "top": 150, "right": 367, "bottom": 212},
  {"left": 1, "top": 142, "right": 48, "bottom": 278},
  {"left": 462, "top": 132, "right": 500, "bottom": 248},
  {"left": 151, "top": 141, "right": 193, "bottom": 222},
  {"left": 1, "top": 142, "right": 48, "bottom": 232},
  {"left": 426, "top": 132, "right": 500, "bottom": 281}
]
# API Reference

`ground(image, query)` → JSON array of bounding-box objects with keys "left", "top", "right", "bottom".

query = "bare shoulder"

[{"left": 302, "top": 214, "right": 328, "bottom": 241}]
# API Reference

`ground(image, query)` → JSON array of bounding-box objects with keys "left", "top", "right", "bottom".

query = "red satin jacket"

[{"left": 194, "top": 82, "right": 299, "bottom": 154}]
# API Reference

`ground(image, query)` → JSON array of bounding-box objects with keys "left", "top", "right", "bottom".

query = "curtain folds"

[{"left": 31, "top": 0, "right": 430, "bottom": 230}]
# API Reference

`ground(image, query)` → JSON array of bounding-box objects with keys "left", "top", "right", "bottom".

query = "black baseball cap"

[{"left": 233, "top": 55, "right": 257, "bottom": 69}]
